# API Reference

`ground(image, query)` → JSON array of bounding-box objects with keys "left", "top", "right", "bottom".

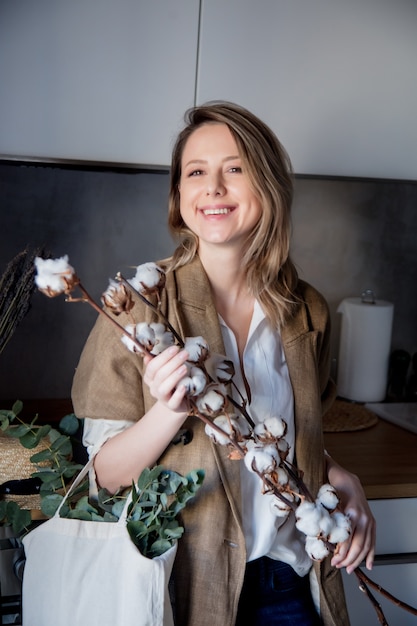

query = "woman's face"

[{"left": 178, "top": 123, "right": 262, "bottom": 251}]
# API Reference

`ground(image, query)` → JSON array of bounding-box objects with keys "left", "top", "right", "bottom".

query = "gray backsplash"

[{"left": 0, "top": 163, "right": 416, "bottom": 399}]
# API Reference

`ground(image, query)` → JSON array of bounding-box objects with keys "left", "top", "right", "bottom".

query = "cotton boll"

[
  {"left": 134, "top": 323, "right": 156, "bottom": 352},
  {"left": 120, "top": 324, "right": 143, "bottom": 353},
  {"left": 121, "top": 323, "right": 155, "bottom": 353},
  {"left": 184, "top": 336, "right": 210, "bottom": 364},
  {"left": 276, "top": 438, "right": 290, "bottom": 460},
  {"left": 195, "top": 383, "right": 227, "bottom": 416},
  {"left": 234, "top": 417, "right": 252, "bottom": 439},
  {"left": 128, "top": 262, "right": 166, "bottom": 296},
  {"left": 305, "top": 536, "right": 330, "bottom": 561},
  {"left": 204, "top": 415, "right": 236, "bottom": 445},
  {"left": 177, "top": 366, "right": 207, "bottom": 396},
  {"left": 295, "top": 501, "right": 322, "bottom": 537},
  {"left": 244, "top": 444, "right": 279, "bottom": 474},
  {"left": 121, "top": 325, "right": 136, "bottom": 353},
  {"left": 317, "top": 506, "right": 335, "bottom": 537},
  {"left": 101, "top": 279, "right": 134, "bottom": 315},
  {"left": 316, "top": 484, "right": 339, "bottom": 511},
  {"left": 270, "top": 494, "right": 294, "bottom": 518},
  {"left": 204, "top": 352, "right": 235, "bottom": 382},
  {"left": 34, "top": 255, "right": 77, "bottom": 297},
  {"left": 149, "top": 323, "right": 175, "bottom": 355},
  {"left": 328, "top": 512, "right": 351, "bottom": 545},
  {"left": 254, "top": 416, "right": 287, "bottom": 441},
  {"left": 275, "top": 466, "right": 290, "bottom": 487}
]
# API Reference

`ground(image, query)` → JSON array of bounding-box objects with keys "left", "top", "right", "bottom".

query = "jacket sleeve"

[{"left": 71, "top": 307, "right": 147, "bottom": 423}]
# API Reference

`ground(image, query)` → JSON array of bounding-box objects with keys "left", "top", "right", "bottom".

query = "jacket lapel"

[{"left": 171, "top": 257, "right": 244, "bottom": 525}]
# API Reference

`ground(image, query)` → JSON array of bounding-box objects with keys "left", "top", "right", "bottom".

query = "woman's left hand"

[{"left": 325, "top": 454, "right": 376, "bottom": 574}]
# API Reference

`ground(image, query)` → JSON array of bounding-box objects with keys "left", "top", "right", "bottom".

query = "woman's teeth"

[{"left": 202, "top": 208, "right": 230, "bottom": 215}]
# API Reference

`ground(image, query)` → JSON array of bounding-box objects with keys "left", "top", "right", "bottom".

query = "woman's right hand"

[{"left": 143, "top": 345, "right": 190, "bottom": 413}]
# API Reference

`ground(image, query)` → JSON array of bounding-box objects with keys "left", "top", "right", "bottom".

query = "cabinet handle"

[{"left": 374, "top": 552, "right": 417, "bottom": 566}]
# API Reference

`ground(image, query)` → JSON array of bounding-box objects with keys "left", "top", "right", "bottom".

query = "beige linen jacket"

[{"left": 72, "top": 256, "right": 350, "bottom": 626}]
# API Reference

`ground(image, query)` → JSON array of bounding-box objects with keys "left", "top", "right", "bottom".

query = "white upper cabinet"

[
  {"left": 0, "top": 0, "right": 199, "bottom": 166},
  {"left": 196, "top": 0, "right": 417, "bottom": 180}
]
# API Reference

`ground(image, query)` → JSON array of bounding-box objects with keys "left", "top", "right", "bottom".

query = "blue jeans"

[{"left": 235, "top": 557, "right": 322, "bottom": 626}]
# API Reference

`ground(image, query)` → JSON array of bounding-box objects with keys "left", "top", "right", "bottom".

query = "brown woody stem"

[{"left": 355, "top": 567, "right": 417, "bottom": 618}]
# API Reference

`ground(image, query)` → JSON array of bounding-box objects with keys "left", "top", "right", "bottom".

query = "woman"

[{"left": 72, "top": 101, "right": 375, "bottom": 626}]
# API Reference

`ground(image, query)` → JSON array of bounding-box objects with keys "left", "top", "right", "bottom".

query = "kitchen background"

[
  {"left": 1, "top": 0, "right": 416, "bottom": 402},
  {"left": 1, "top": 164, "right": 416, "bottom": 400},
  {"left": 1, "top": 4, "right": 417, "bottom": 624}
]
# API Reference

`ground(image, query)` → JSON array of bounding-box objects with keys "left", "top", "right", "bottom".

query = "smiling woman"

[{"left": 71, "top": 101, "right": 376, "bottom": 626}]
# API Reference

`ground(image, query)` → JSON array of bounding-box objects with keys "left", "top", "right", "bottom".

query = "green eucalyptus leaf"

[
  {"left": 102, "top": 512, "right": 119, "bottom": 522},
  {"left": 41, "top": 493, "right": 64, "bottom": 517},
  {"left": 163, "top": 525, "right": 184, "bottom": 540},
  {"left": 66, "top": 509, "right": 93, "bottom": 521},
  {"left": 32, "top": 469, "right": 60, "bottom": 483},
  {"left": 59, "top": 413, "right": 80, "bottom": 436},
  {"left": 12, "top": 400, "right": 23, "bottom": 416},
  {"left": 0, "top": 415, "right": 10, "bottom": 430},
  {"left": 186, "top": 468, "right": 206, "bottom": 487},
  {"left": 50, "top": 434, "right": 72, "bottom": 456},
  {"left": 62, "top": 464, "right": 84, "bottom": 478},
  {"left": 149, "top": 538, "right": 173, "bottom": 558},
  {"left": 137, "top": 465, "right": 164, "bottom": 492},
  {"left": 20, "top": 424, "right": 51, "bottom": 449},
  {"left": 126, "top": 519, "right": 149, "bottom": 541},
  {"left": 72, "top": 496, "right": 99, "bottom": 515},
  {"left": 165, "top": 471, "right": 186, "bottom": 494},
  {"left": 47, "top": 428, "right": 61, "bottom": 444},
  {"left": 10, "top": 507, "right": 32, "bottom": 535},
  {"left": 111, "top": 499, "right": 128, "bottom": 519},
  {"left": 6, "top": 423, "right": 30, "bottom": 439},
  {"left": 30, "top": 448, "right": 53, "bottom": 463}
]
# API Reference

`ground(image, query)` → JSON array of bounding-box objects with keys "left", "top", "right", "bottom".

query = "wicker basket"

[{"left": 0, "top": 429, "right": 49, "bottom": 510}]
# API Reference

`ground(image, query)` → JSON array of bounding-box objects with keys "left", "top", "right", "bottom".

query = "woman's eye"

[
  {"left": 188, "top": 169, "right": 203, "bottom": 177},
  {"left": 229, "top": 166, "right": 242, "bottom": 173}
]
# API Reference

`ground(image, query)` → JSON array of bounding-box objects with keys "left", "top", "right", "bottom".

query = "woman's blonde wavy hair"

[{"left": 167, "top": 101, "right": 300, "bottom": 329}]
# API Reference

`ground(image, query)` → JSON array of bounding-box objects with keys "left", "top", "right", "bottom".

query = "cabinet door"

[
  {"left": 0, "top": 0, "right": 199, "bottom": 166},
  {"left": 196, "top": 0, "right": 417, "bottom": 180}
]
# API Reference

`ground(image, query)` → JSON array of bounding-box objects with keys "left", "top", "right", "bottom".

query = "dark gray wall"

[{"left": 0, "top": 162, "right": 416, "bottom": 400}]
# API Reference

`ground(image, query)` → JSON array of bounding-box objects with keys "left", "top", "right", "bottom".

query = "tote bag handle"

[{"left": 55, "top": 456, "right": 132, "bottom": 522}]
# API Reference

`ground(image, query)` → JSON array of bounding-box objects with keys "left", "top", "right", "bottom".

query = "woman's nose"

[{"left": 206, "top": 174, "right": 225, "bottom": 196}]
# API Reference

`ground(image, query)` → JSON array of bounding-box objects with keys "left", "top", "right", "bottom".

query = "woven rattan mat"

[
  {"left": 323, "top": 399, "right": 378, "bottom": 432},
  {"left": 0, "top": 431, "right": 48, "bottom": 510}
]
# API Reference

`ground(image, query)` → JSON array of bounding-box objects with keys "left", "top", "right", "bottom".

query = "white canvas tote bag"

[{"left": 22, "top": 459, "right": 177, "bottom": 626}]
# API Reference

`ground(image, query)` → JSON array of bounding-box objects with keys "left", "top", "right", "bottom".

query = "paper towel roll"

[{"left": 337, "top": 294, "right": 394, "bottom": 402}]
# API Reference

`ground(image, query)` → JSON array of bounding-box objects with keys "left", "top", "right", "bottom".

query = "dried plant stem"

[
  {"left": 355, "top": 570, "right": 389, "bottom": 625},
  {"left": 0, "top": 247, "right": 46, "bottom": 355},
  {"left": 117, "top": 274, "right": 185, "bottom": 347},
  {"left": 68, "top": 283, "right": 147, "bottom": 356},
  {"left": 38, "top": 264, "right": 417, "bottom": 626},
  {"left": 119, "top": 274, "right": 256, "bottom": 429},
  {"left": 355, "top": 567, "right": 417, "bottom": 618}
]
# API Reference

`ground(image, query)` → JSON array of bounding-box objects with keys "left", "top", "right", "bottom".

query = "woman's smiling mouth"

[{"left": 200, "top": 206, "right": 235, "bottom": 216}]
